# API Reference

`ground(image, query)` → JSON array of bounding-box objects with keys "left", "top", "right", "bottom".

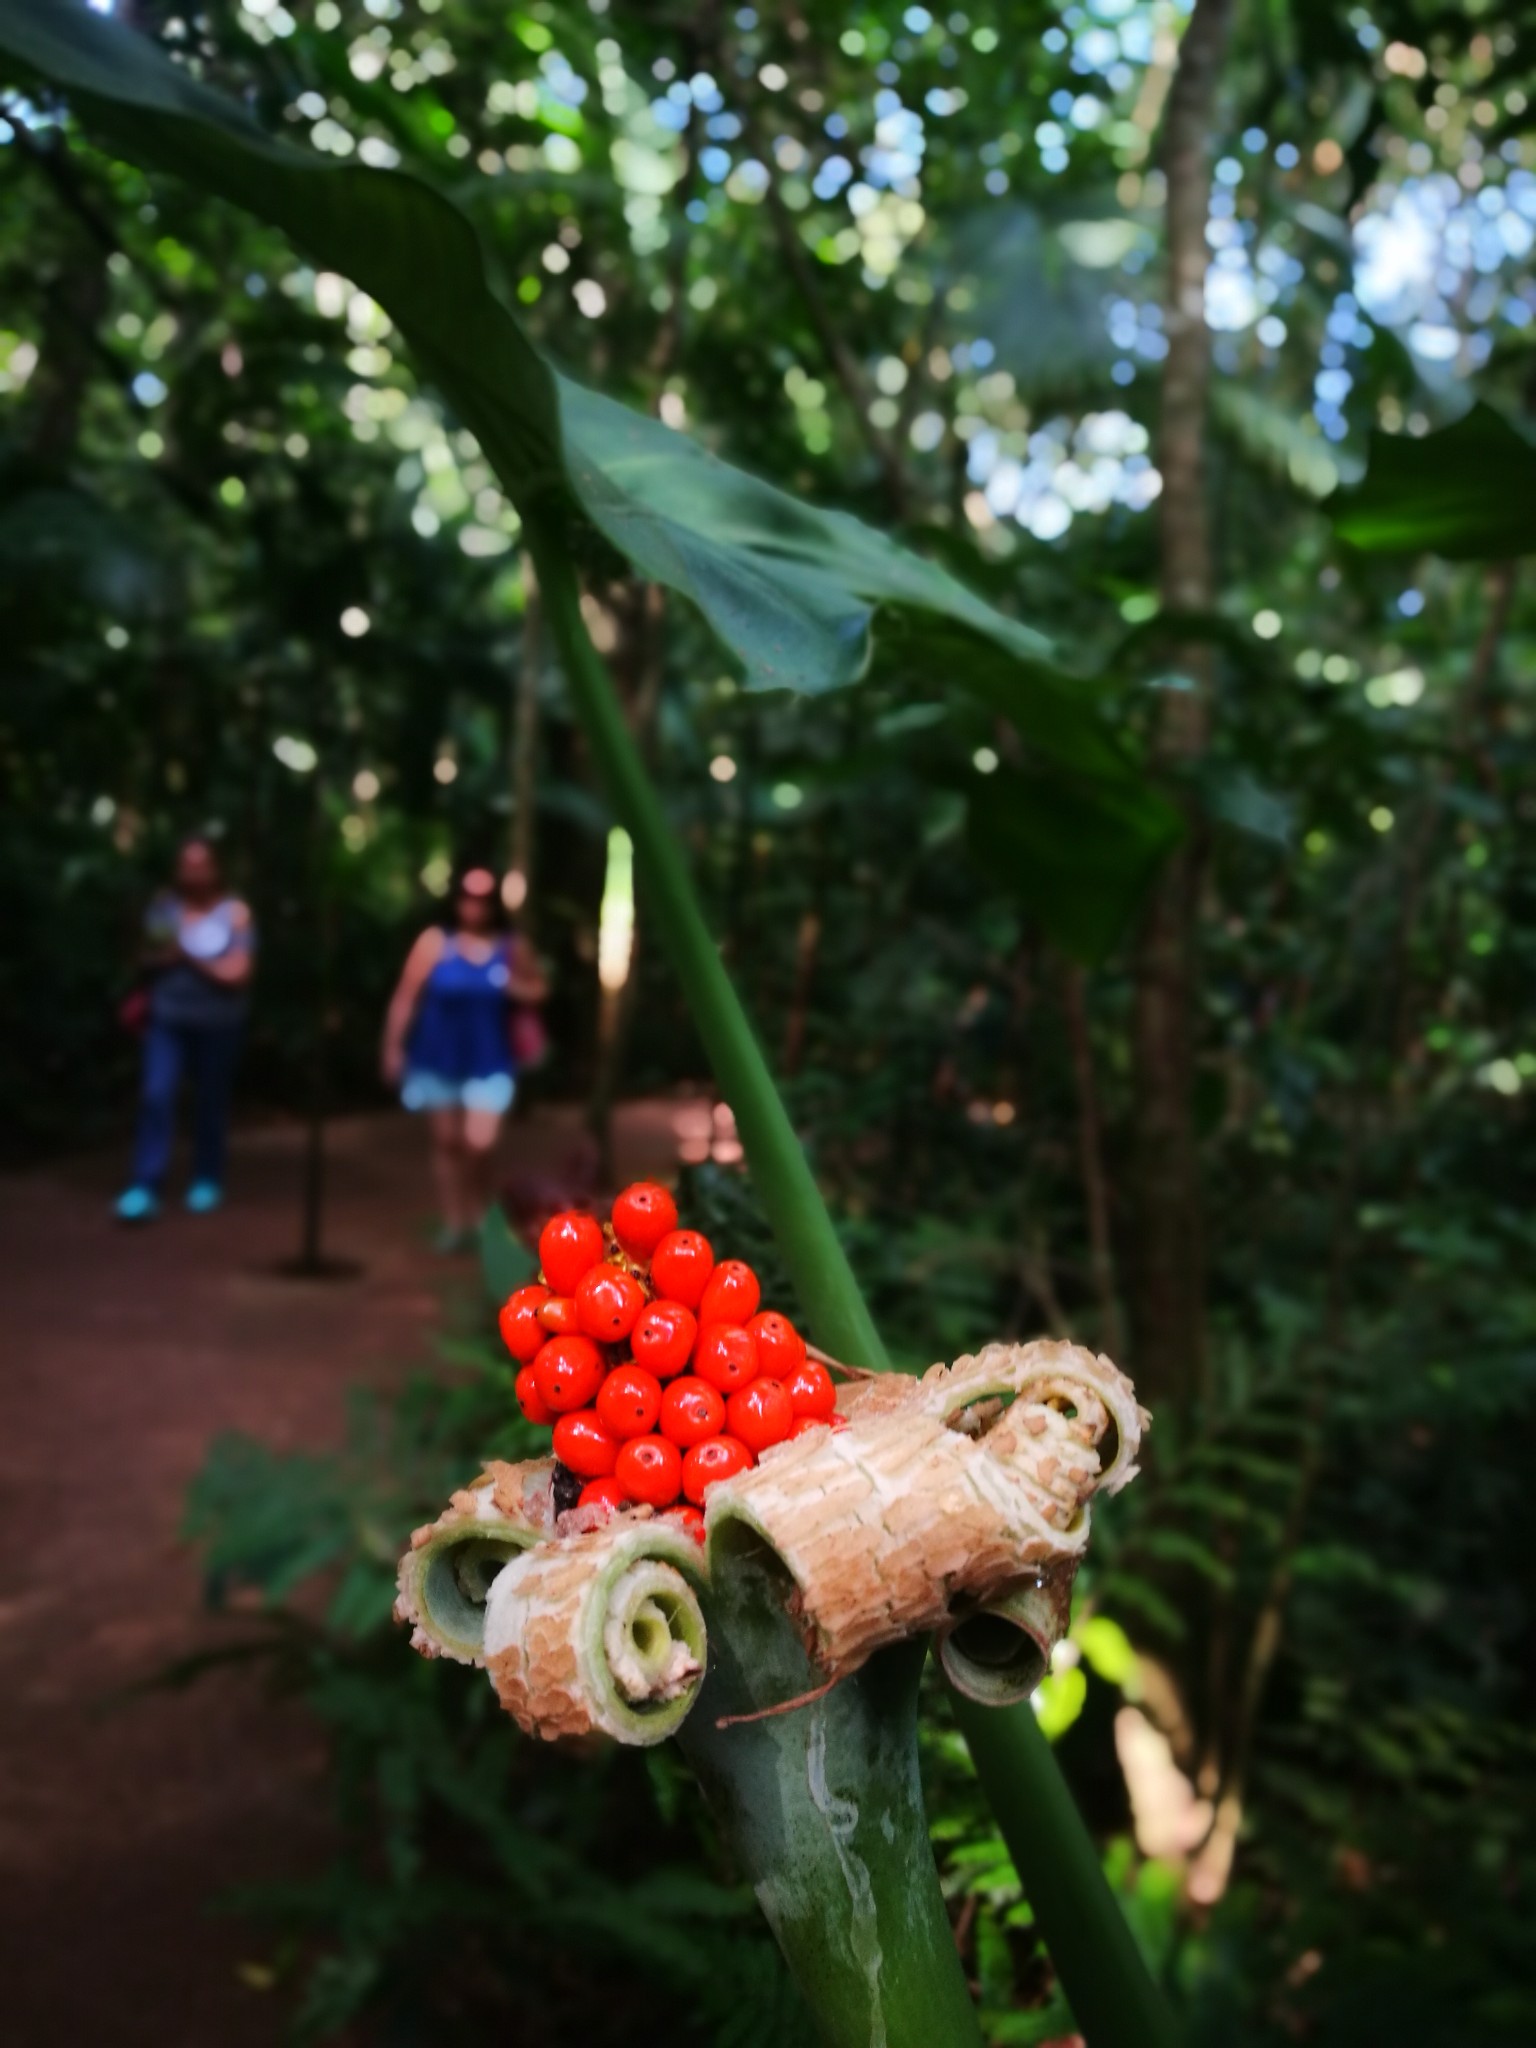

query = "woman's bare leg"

[
  {"left": 428, "top": 1107, "right": 469, "bottom": 1232},
  {"left": 462, "top": 1107, "right": 505, "bottom": 1226}
]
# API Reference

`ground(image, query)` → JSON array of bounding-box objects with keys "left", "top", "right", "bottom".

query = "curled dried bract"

[
  {"left": 483, "top": 1517, "right": 709, "bottom": 1745},
  {"left": 705, "top": 1340, "right": 1145, "bottom": 1685},
  {"left": 394, "top": 1458, "right": 555, "bottom": 1664}
]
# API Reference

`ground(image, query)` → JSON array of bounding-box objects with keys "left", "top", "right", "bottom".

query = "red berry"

[
  {"left": 631, "top": 1300, "right": 698, "bottom": 1380},
  {"left": 664, "top": 1503, "right": 706, "bottom": 1544},
  {"left": 748, "top": 1309, "right": 806, "bottom": 1379},
  {"left": 498, "top": 1284, "right": 550, "bottom": 1363},
  {"left": 575, "top": 1262, "right": 646, "bottom": 1344},
  {"left": 682, "top": 1434, "right": 754, "bottom": 1505},
  {"left": 611, "top": 1181, "right": 679, "bottom": 1260},
  {"left": 537, "top": 1294, "right": 579, "bottom": 1333},
  {"left": 596, "top": 1364, "right": 663, "bottom": 1440},
  {"left": 515, "top": 1364, "right": 553, "bottom": 1425},
  {"left": 578, "top": 1476, "right": 626, "bottom": 1516},
  {"left": 726, "top": 1378, "right": 794, "bottom": 1453},
  {"left": 789, "top": 1414, "right": 831, "bottom": 1439},
  {"left": 616, "top": 1433, "right": 683, "bottom": 1508},
  {"left": 698, "top": 1259, "right": 761, "bottom": 1328},
  {"left": 650, "top": 1229, "right": 714, "bottom": 1309},
  {"left": 539, "top": 1210, "right": 605, "bottom": 1295},
  {"left": 694, "top": 1322, "right": 759, "bottom": 1394},
  {"left": 553, "top": 1409, "right": 619, "bottom": 1479},
  {"left": 784, "top": 1359, "right": 836, "bottom": 1421},
  {"left": 659, "top": 1376, "right": 726, "bottom": 1449},
  {"left": 533, "top": 1334, "right": 605, "bottom": 1414}
]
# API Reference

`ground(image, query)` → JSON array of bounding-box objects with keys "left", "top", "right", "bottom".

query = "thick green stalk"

[
  {"left": 680, "top": 1536, "right": 983, "bottom": 2048},
  {"left": 530, "top": 532, "right": 1181, "bottom": 2046},
  {"left": 952, "top": 1697, "right": 1181, "bottom": 2048},
  {"left": 527, "top": 534, "right": 888, "bottom": 1373}
]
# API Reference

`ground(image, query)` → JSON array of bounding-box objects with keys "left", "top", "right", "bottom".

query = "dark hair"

[
  {"left": 175, "top": 833, "right": 223, "bottom": 873},
  {"left": 444, "top": 857, "right": 507, "bottom": 931}
]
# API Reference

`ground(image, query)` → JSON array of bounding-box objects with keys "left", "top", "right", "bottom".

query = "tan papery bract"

[
  {"left": 393, "top": 1458, "right": 555, "bottom": 1664},
  {"left": 483, "top": 1517, "right": 707, "bottom": 1745},
  {"left": 705, "top": 1340, "right": 1146, "bottom": 1682}
]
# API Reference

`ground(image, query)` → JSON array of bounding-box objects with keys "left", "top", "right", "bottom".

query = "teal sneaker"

[
  {"left": 114, "top": 1186, "right": 161, "bottom": 1224},
  {"left": 185, "top": 1180, "right": 224, "bottom": 1215}
]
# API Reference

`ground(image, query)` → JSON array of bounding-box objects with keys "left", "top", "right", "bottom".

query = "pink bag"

[{"left": 510, "top": 1005, "right": 548, "bottom": 1071}]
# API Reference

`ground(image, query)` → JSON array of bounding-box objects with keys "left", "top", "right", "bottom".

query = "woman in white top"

[{"left": 115, "top": 836, "right": 255, "bottom": 1223}]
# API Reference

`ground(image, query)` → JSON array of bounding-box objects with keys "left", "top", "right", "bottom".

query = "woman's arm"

[
  {"left": 139, "top": 892, "right": 180, "bottom": 970},
  {"left": 381, "top": 928, "right": 444, "bottom": 1083},
  {"left": 507, "top": 936, "right": 549, "bottom": 1005}
]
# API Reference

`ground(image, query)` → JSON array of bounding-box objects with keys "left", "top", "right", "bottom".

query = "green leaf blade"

[{"left": 1332, "top": 403, "right": 1536, "bottom": 559}]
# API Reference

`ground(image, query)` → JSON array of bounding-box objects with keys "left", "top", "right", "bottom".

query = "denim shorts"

[{"left": 402, "top": 1070, "right": 515, "bottom": 1114}]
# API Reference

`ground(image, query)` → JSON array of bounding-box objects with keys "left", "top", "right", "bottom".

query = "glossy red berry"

[
  {"left": 649, "top": 1229, "right": 714, "bottom": 1309},
  {"left": 515, "top": 1364, "right": 553, "bottom": 1426},
  {"left": 664, "top": 1503, "right": 706, "bottom": 1544},
  {"left": 553, "top": 1408, "right": 619, "bottom": 1479},
  {"left": 616, "top": 1433, "right": 683, "bottom": 1508},
  {"left": 747, "top": 1309, "right": 806, "bottom": 1379},
  {"left": 693, "top": 1322, "right": 759, "bottom": 1394},
  {"left": 698, "top": 1259, "right": 762, "bottom": 1328},
  {"left": 681, "top": 1434, "right": 754, "bottom": 1505},
  {"left": 726, "top": 1378, "right": 794, "bottom": 1454},
  {"left": 611, "top": 1180, "right": 679, "bottom": 1260},
  {"left": 533, "top": 1333, "right": 605, "bottom": 1414},
  {"left": 659, "top": 1376, "right": 726, "bottom": 1449},
  {"left": 498, "top": 1284, "right": 550, "bottom": 1363},
  {"left": 539, "top": 1210, "right": 605, "bottom": 1295},
  {"left": 784, "top": 1359, "right": 836, "bottom": 1421},
  {"left": 596, "top": 1364, "right": 663, "bottom": 1440},
  {"left": 789, "top": 1414, "right": 831, "bottom": 1440},
  {"left": 631, "top": 1300, "right": 698, "bottom": 1380},
  {"left": 578, "top": 1476, "right": 626, "bottom": 1516},
  {"left": 575, "top": 1262, "right": 647, "bottom": 1344},
  {"left": 537, "top": 1294, "right": 579, "bottom": 1334}
]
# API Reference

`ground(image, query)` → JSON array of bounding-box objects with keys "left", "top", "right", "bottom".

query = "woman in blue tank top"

[{"left": 381, "top": 863, "right": 546, "bottom": 1251}]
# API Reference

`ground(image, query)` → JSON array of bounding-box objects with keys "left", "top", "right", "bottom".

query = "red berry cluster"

[{"left": 498, "top": 1182, "right": 838, "bottom": 1542}]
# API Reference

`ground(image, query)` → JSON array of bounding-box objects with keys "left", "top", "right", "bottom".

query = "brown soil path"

[{"left": 0, "top": 1103, "right": 690, "bottom": 2047}]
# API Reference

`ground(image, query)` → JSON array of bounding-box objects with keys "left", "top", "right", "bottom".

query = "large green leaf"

[
  {"left": 0, "top": 0, "right": 1085, "bottom": 716},
  {"left": 1331, "top": 403, "right": 1536, "bottom": 560},
  {"left": 557, "top": 378, "right": 1059, "bottom": 695},
  {"left": 967, "top": 764, "right": 1181, "bottom": 962}
]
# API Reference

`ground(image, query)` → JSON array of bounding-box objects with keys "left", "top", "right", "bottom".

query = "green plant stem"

[
  {"left": 528, "top": 531, "right": 888, "bottom": 1374},
  {"left": 681, "top": 1540, "right": 983, "bottom": 2048},
  {"left": 951, "top": 1696, "right": 1181, "bottom": 2048},
  {"left": 531, "top": 532, "right": 1181, "bottom": 2047}
]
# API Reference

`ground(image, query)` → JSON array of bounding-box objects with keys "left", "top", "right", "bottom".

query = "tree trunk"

[
  {"left": 1062, "top": 962, "right": 1125, "bottom": 1360},
  {"left": 1128, "top": 0, "right": 1232, "bottom": 1414},
  {"left": 298, "top": 769, "right": 332, "bottom": 1271},
  {"left": 510, "top": 571, "right": 541, "bottom": 941}
]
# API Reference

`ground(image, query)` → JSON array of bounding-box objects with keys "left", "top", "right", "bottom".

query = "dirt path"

[{"left": 0, "top": 1103, "right": 691, "bottom": 2047}]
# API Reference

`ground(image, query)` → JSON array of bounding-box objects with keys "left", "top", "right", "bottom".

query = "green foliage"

[
  {"left": 0, "top": 0, "right": 1175, "bottom": 973},
  {"left": 5, "top": 0, "right": 1536, "bottom": 2040},
  {"left": 1333, "top": 403, "right": 1536, "bottom": 559}
]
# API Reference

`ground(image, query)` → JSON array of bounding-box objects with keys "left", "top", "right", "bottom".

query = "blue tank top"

[{"left": 406, "top": 933, "right": 515, "bottom": 1083}]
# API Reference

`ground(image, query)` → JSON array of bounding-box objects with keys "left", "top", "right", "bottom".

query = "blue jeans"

[{"left": 131, "top": 1020, "right": 243, "bottom": 1191}]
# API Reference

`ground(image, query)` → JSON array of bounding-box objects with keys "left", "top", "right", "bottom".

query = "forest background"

[{"left": 3, "top": 0, "right": 1535, "bottom": 2042}]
